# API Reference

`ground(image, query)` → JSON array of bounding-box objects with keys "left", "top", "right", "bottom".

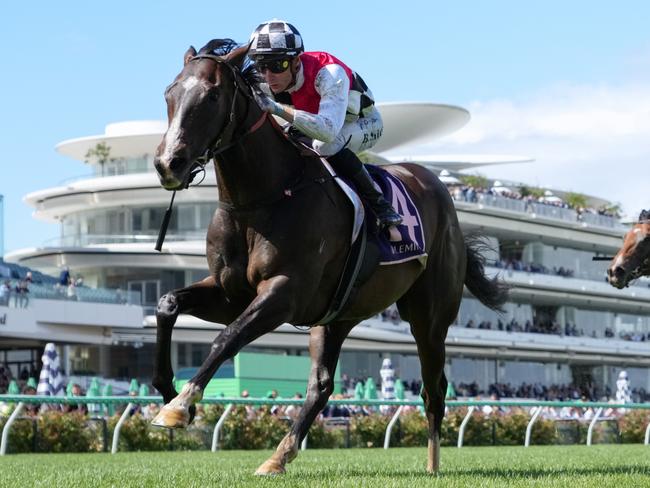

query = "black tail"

[{"left": 464, "top": 235, "right": 509, "bottom": 312}]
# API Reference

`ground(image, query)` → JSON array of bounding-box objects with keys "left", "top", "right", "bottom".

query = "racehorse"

[
  {"left": 151, "top": 39, "right": 508, "bottom": 475},
  {"left": 608, "top": 209, "right": 650, "bottom": 289}
]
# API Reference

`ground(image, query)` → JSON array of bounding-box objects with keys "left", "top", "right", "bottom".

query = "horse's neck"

[{"left": 214, "top": 121, "right": 309, "bottom": 208}]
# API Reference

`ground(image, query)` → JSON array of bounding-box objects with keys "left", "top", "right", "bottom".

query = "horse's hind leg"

[
  {"left": 152, "top": 276, "right": 243, "bottom": 409},
  {"left": 255, "top": 321, "right": 356, "bottom": 476},
  {"left": 397, "top": 242, "right": 464, "bottom": 473}
]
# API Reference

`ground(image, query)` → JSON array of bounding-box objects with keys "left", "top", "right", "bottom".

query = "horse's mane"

[
  {"left": 198, "top": 38, "right": 261, "bottom": 88},
  {"left": 639, "top": 209, "right": 650, "bottom": 222}
]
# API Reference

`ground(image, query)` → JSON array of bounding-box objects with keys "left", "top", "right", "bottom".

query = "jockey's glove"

[{"left": 253, "top": 90, "right": 294, "bottom": 122}]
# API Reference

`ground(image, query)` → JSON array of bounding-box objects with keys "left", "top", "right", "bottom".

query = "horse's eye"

[{"left": 208, "top": 91, "right": 219, "bottom": 102}]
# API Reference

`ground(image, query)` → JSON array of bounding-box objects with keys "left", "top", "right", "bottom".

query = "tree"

[
  {"left": 518, "top": 185, "right": 545, "bottom": 199},
  {"left": 84, "top": 142, "right": 114, "bottom": 177},
  {"left": 565, "top": 192, "right": 588, "bottom": 210},
  {"left": 459, "top": 174, "right": 489, "bottom": 189}
]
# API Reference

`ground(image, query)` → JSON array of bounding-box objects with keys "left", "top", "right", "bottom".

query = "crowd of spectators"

[
  {"left": 460, "top": 317, "right": 650, "bottom": 343},
  {"left": 462, "top": 318, "right": 584, "bottom": 337},
  {"left": 454, "top": 380, "right": 649, "bottom": 404},
  {"left": 491, "top": 258, "right": 575, "bottom": 278},
  {"left": 0, "top": 273, "right": 31, "bottom": 308},
  {"left": 0, "top": 264, "right": 87, "bottom": 308},
  {"left": 447, "top": 183, "right": 620, "bottom": 220}
]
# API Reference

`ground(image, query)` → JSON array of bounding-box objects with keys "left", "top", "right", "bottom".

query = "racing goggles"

[{"left": 255, "top": 58, "right": 292, "bottom": 74}]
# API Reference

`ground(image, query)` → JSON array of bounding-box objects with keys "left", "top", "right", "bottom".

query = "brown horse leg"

[
  {"left": 409, "top": 326, "right": 449, "bottom": 473},
  {"left": 397, "top": 241, "right": 464, "bottom": 473},
  {"left": 153, "top": 275, "right": 295, "bottom": 429},
  {"left": 255, "top": 321, "right": 356, "bottom": 475},
  {"left": 152, "top": 277, "right": 243, "bottom": 408}
]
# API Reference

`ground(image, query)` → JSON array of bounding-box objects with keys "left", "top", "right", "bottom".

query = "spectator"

[
  {"left": 67, "top": 282, "right": 78, "bottom": 301},
  {"left": 63, "top": 383, "right": 88, "bottom": 415},
  {"left": 58, "top": 267, "right": 71, "bottom": 287},
  {"left": 22, "top": 385, "right": 40, "bottom": 416},
  {"left": 0, "top": 280, "right": 10, "bottom": 306},
  {"left": 284, "top": 392, "right": 303, "bottom": 419}
]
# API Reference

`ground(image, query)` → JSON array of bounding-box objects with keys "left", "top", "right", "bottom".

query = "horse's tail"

[{"left": 464, "top": 235, "right": 509, "bottom": 312}]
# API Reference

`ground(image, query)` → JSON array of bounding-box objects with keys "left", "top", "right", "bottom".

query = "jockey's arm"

[{"left": 274, "top": 64, "right": 350, "bottom": 143}]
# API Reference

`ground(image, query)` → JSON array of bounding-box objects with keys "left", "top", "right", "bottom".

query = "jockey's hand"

[
  {"left": 253, "top": 90, "right": 294, "bottom": 122},
  {"left": 253, "top": 90, "right": 282, "bottom": 115}
]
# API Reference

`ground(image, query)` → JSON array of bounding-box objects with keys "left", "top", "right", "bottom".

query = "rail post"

[
  {"left": 587, "top": 407, "right": 603, "bottom": 446},
  {"left": 457, "top": 406, "right": 475, "bottom": 448},
  {"left": 211, "top": 403, "right": 233, "bottom": 452},
  {"left": 384, "top": 405, "right": 404, "bottom": 449},
  {"left": 111, "top": 403, "right": 134, "bottom": 454},
  {"left": 0, "top": 402, "right": 25, "bottom": 456},
  {"left": 645, "top": 419, "right": 650, "bottom": 446},
  {"left": 525, "top": 406, "right": 542, "bottom": 447}
]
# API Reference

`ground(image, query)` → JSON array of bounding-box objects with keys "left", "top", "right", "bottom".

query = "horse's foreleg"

[
  {"left": 152, "top": 276, "right": 295, "bottom": 429},
  {"left": 152, "top": 277, "right": 243, "bottom": 411},
  {"left": 256, "top": 321, "right": 356, "bottom": 476}
]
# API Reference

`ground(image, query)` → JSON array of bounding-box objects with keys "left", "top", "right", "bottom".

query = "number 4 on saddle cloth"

[{"left": 305, "top": 160, "right": 428, "bottom": 326}]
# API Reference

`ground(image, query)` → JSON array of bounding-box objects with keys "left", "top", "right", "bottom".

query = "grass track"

[{"left": 1, "top": 445, "right": 649, "bottom": 487}]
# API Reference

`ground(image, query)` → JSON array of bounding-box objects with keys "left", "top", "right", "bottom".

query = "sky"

[{"left": 2, "top": 1, "right": 650, "bottom": 254}]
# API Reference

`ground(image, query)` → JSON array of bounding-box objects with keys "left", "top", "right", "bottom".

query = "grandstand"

[{"left": 3, "top": 110, "right": 649, "bottom": 403}]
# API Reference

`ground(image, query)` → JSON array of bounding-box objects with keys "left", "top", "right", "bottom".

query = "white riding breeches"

[{"left": 312, "top": 107, "right": 384, "bottom": 157}]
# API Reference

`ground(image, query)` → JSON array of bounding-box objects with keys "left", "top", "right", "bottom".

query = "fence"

[{"left": 2, "top": 395, "right": 650, "bottom": 455}]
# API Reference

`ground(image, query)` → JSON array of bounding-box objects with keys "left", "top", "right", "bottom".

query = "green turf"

[{"left": 1, "top": 445, "right": 649, "bottom": 487}]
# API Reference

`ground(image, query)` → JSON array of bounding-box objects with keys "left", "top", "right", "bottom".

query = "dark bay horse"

[
  {"left": 608, "top": 209, "right": 650, "bottom": 289},
  {"left": 151, "top": 39, "right": 508, "bottom": 475}
]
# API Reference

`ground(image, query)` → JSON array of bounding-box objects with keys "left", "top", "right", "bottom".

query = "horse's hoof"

[
  {"left": 254, "top": 459, "right": 286, "bottom": 476},
  {"left": 151, "top": 405, "right": 189, "bottom": 429}
]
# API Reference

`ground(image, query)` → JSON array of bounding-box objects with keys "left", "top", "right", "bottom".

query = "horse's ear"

[
  {"left": 184, "top": 46, "right": 197, "bottom": 65},
  {"left": 225, "top": 45, "right": 249, "bottom": 69}
]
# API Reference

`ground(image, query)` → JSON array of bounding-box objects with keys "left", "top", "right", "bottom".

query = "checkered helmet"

[{"left": 248, "top": 20, "right": 304, "bottom": 59}]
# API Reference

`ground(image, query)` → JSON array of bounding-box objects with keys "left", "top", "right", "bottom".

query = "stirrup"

[{"left": 377, "top": 209, "right": 403, "bottom": 229}]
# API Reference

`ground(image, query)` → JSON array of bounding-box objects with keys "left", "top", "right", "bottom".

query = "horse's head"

[
  {"left": 607, "top": 209, "right": 650, "bottom": 288},
  {"left": 154, "top": 39, "right": 252, "bottom": 190}
]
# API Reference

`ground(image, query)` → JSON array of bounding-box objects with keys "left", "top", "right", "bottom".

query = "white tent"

[
  {"left": 491, "top": 180, "right": 513, "bottom": 194},
  {"left": 438, "top": 169, "right": 461, "bottom": 185},
  {"left": 541, "top": 190, "right": 563, "bottom": 204}
]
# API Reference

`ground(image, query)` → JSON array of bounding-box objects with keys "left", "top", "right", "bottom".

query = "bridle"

[
  {"left": 156, "top": 53, "right": 266, "bottom": 251},
  {"left": 185, "top": 54, "right": 268, "bottom": 183}
]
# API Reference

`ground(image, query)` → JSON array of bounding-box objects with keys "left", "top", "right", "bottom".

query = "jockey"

[{"left": 248, "top": 20, "right": 402, "bottom": 229}]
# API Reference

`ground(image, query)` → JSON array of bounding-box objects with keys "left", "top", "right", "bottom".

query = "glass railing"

[
  {"left": 578, "top": 212, "right": 621, "bottom": 229},
  {"left": 0, "top": 280, "right": 141, "bottom": 307},
  {"left": 453, "top": 192, "right": 625, "bottom": 231},
  {"left": 48, "top": 233, "right": 206, "bottom": 247}
]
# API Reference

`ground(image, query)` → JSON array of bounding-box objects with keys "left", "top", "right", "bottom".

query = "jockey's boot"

[{"left": 327, "top": 149, "right": 402, "bottom": 229}]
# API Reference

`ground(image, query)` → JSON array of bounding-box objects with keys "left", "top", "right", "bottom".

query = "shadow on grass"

[
  {"left": 281, "top": 464, "right": 650, "bottom": 481},
  {"left": 443, "top": 465, "right": 650, "bottom": 479}
]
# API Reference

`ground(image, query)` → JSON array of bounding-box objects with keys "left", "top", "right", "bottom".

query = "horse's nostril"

[
  {"left": 169, "top": 157, "right": 185, "bottom": 172},
  {"left": 153, "top": 158, "right": 164, "bottom": 174}
]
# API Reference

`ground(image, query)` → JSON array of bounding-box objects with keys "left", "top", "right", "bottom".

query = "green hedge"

[{"left": 1, "top": 406, "right": 649, "bottom": 453}]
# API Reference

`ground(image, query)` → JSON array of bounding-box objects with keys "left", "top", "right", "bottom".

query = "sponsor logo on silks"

[
  {"left": 361, "top": 128, "right": 383, "bottom": 145},
  {"left": 368, "top": 167, "right": 427, "bottom": 266},
  {"left": 390, "top": 242, "right": 421, "bottom": 255}
]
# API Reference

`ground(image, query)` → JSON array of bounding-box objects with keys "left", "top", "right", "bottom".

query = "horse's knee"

[
  {"left": 156, "top": 293, "right": 179, "bottom": 321},
  {"left": 306, "top": 374, "right": 333, "bottom": 405}
]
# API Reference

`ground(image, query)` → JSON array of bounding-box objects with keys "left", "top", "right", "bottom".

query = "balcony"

[{"left": 452, "top": 192, "right": 626, "bottom": 233}]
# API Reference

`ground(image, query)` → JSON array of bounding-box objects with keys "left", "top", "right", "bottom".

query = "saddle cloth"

[
  {"left": 304, "top": 160, "right": 427, "bottom": 326},
  {"left": 323, "top": 160, "right": 427, "bottom": 265}
]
